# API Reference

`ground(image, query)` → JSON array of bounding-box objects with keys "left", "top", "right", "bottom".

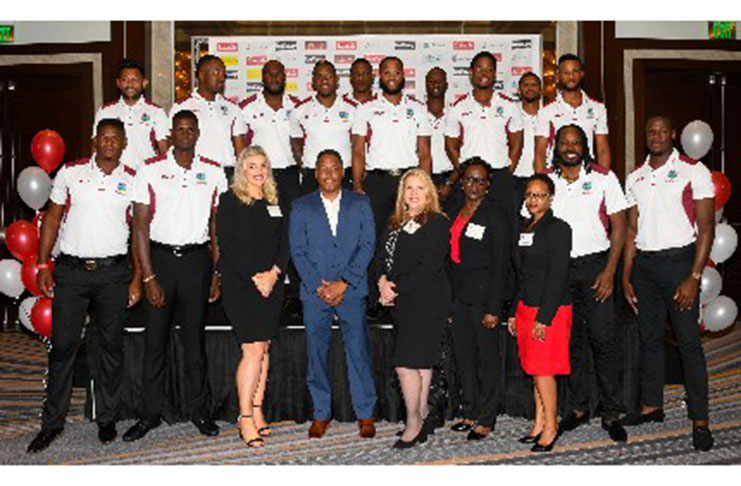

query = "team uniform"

[
  {"left": 429, "top": 107, "right": 454, "bottom": 186},
  {"left": 625, "top": 148, "right": 714, "bottom": 422},
  {"left": 94, "top": 97, "right": 168, "bottom": 169},
  {"left": 42, "top": 157, "right": 136, "bottom": 431},
  {"left": 513, "top": 104, "right": 538, "bottom": 180},
  {"left": 547, "top": 163, "right": 629, "bottom": 422},
  {"left": 132, "top": 150, "right": 227, "bottom": 422}
]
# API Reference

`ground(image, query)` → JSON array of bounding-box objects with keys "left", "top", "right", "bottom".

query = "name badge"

[
  {"left": 519, "top": 233, "right": 534, "bottom": 247},
  {"left": 403, "top": 220, "right": 421, "bottom": 235},
  {"left": 464, "top": 223, "right": 486, "bottom": 240},
  {"left": 267, "top": 205, "right": 283, "bottom": 218}
]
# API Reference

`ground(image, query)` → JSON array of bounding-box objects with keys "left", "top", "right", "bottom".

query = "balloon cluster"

[
  {"left": 681, "top": 121, "right": 738, "bottom": 333},
  {"left": 1, "top": 130, "right": 65, "bottom": 338}
]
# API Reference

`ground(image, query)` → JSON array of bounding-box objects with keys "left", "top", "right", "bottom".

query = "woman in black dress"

[
  {"left": 216, "top": 146, "right": 289, "bottom": 447},
  {"left": 377, "top": 168, "right": 451, "bottom": 449}
]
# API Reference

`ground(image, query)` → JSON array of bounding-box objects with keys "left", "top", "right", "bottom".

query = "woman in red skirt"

[{"left": 507, "top": 174, "right": 572, "bottom": 452}]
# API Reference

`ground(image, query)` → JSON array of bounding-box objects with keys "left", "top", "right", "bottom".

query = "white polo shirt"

[
  {"left": 94, "top": 97, "right": 168, "bottom": 169},
  {"left": 625, "top": 149, "right": 715, "bottom": 252},
  {"left": 240, "top": 93, "right": 302, "bottom": 170},
  {"left": 289, "top": 95, "right": 356, "bottom": 169},
  {"left": 444, "top": 92, "right": 524, "bottom": 170},
  {"left": 342, "top": 91, "right": 376, "bottom": 106},
  {"left": 513, "top": 105, "right": 539, "bottom": 178},
  {"left": 351, "top": 94, "right": 432, "bottom": 171},
  {"left": 428, "top": 108, "right": 454, "bottom": 174},
  {"left": 50, "top": 157, "right": 135, "bottom": 258},
  {"left": 547, "top": 164, "right": 629, "bottom": 258},
  {"left": 534, "top": 90, "right": 608, "bottom": 162},
  {"left": 132, "top": 150, "right": 227, "bottom": 246},
  {"left": 169, "top": 92, "right": 246, "bottom": 168}
]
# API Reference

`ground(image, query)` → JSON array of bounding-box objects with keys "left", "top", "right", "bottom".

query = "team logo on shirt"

[
  {"left": 339, "top": 111, "right": 349, "bottom": 120},
  {"left": 116, "top": 182, "right": 127, "bottom": 195},
  {"left": 582, "top": 181, "right": 592, "bottom": 192},
  {"left": 668, "top": 170, "right": 678, "bottom": 180},
  {"left": 196, "top": 172, "right": 207, "bottom": 184},
  {"left": 496, "top": 106, "right": 505, "bottom": 116},
  {"left": 141, "top": 113, "right": 151, "bottom": 122},
  {"left": 586, "top": 107, "right": 595, "bottom": 119},
  {"left": 406, "top": 108, "right": 414, "bottom": 118},
  {"left": 220, "top": 105, "right": 229, "bottom": 116}
]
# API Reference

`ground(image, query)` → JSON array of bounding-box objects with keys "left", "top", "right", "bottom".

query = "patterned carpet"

[{"left": 0, "top": 327, "right": 739, "bottom": 465}]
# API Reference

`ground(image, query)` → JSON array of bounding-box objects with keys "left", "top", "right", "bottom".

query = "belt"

[
  {"left": 368, "top": 168, "right": 412, "bottom": 177},
  {"left": 570, "top": 249, "right": 609, "bottom": 263},
  {"left": 57, "top": 253, "right": 128, "bottom": 271},
  {"left": 637, "top": 243, "right": 695, "bottom": 258},
  {"left": 151, "top": 241, "right": 209, "bottom": 257}
]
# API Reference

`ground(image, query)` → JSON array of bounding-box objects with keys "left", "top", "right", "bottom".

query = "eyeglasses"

[
  {"left": 462, "top": 176, "right": 489, "bottom": 186},
  {"left": 524, "top": 192, "right": 551, "bottom": 200}
]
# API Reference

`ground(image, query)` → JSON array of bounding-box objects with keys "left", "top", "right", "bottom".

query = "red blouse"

[{"left": 450, "top": 212, "right": 472, "bottom": 263}]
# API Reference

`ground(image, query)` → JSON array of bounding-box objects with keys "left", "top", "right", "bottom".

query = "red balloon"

[
  {"left": 21, "top": 255, "right": 53, "bottom": 296},
  {"left": 711, "top": 171, "right": 731, "bottom": 211},
  {"left": 31, "top": 297, "right": 52, "bottom": 338},
  {"left": 5, "top": 220, "right": 39, "bottom": 262},
  {"left": 31, "top": 130, "right": 66, "bottom": 173}
]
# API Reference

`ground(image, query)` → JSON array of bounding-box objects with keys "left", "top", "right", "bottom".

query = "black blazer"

[
  {"left": 510, "top": 208, "right": 572, "bottom": 325},
  {"left": 447, "top": 199, "right": 511, "bottom": 316}
]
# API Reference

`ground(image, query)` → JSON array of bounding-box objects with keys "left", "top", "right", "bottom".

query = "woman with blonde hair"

[
  {"left": 216, "top": 146, "right": 288, "bottom": 447},
  {"left": 377, "top": 168, "right": 452, "bottom": 449}
]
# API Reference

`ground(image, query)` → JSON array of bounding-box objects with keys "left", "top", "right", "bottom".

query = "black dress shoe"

[
  {"left": 692, "top": 426, "right": 714, "bottom": 451},
  {"left": 531, "top": 434, "right": 558, "bottom": 452},
  {"left": 192, "top": 417, "right": 219, "bottom": 437},
  {"left": 450, "top": 421, "right": 473, "bottom": 432},
  {"left": 466, "top": 428, "right": 490, "bottom": 441},
  {"left": 27, "top": 428, "right": 63, "bottom": 453},
  {"left": 392, "top": 429, "right": 428, "bottom": 449},
  {"left": 518, "top": 432, "right": 542, "bottom": 444},
  {"left": 98, "top": 422, "right": 117, "bottom": 444},
  {"left": 601, "top": 420, "right": 628, "bottom": 442},
  {"left": 421, "top": 415, "right": 441, "bottom": 436},
  {"left": 123, "top": 418, "right": 161, "bottom": 442},
  {"left": 620, "top": 409, "right": 665, "bottom": 426},
  {"left": 558, "top": 411, "right": 590, "bottom": 433}
]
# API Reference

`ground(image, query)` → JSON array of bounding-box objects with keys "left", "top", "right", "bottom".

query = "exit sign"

[
  {"left": 0, "top": 25, "right": 13, "bottom": 44},
  {"left": 709, "top": 21, "right": 736, "bottom": 40}
]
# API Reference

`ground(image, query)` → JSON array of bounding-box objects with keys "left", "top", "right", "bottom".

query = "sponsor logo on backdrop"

[
  {"left": 276, "top": 40, "right": 298, "bottom": 51},
  {"left": 244, "top": 42, "right": 271, "bottom": 51},
  {"left": 217, "top": 42, "right": 238, "bottom": 52},
  {"left": 454, "top": 41, "right": 475, "bottom": 50},
  {"left": 286, "top": 82, "right": 298, "bottom": 93},
  {"left": 285, "top": 68, "right": 299, "bottom": 78},
  {"left": 405, "top": 81, "right": 416, "bottom": 90},
  {"left": 453, "top": 66, "right": 469, "bottom": 77},
  {"left": 424, "top": 54, "right": 442, "bottom": 63},
  {"left": 511, "top": 66, "right": 533, "bottom": 76},
  {"left": 366, "top": 55, "right": 385, "bottom": 64},
  {"left": 494, "top": 80, "right": 504, "bottom": 90},
  {"left": 422, "top": 41, "right": 446, "bottom": 50},
  {"left": 246, "top": 82, "right": 262, "bottom": 92},
  {"left": 305, "top": 54, "right": 326, "bottom": 64},
  {"left": 247, "top": 68, "right": 263, "bottom": 80},
  {"left": 336, "top": 41, "right": 357, "bottom": 51},
  {"left": 512, "top": 39, "right": 532, "bottom": 50},
  {"left": 452, "top": 54, "right": 473, "bottom": 64},
  {"left": 225, "top": 70, "right": 238, "bottom": 79},
  {"left": 335, "top": 54, "right": 355, "bottom": 64},
  {"left": 493, "top": 53, "right": 503, "bottom": 62},
  {"left": 247, "top": 55, "right": 268, "bottom": 66},
  {"left": 404, "top": 68, "right": 416, "bottom": 78},
  {"left": 362, "top": 41, "right": 383, "bottom": 50},
  {"left": 337, "top": 68, "right": 351, "bottom": 78},
  {"left": 220, "top": 55, "right": 239, "bottom": 66},
  {"left": 395, "top": 40, "right": 416, "bottom": 50},
  {"left": 305, "top": 40, "right": 327, "bottom": 50}
]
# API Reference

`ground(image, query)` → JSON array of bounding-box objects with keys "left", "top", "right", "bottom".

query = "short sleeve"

[
  {"left": 49, "top": 166, "right": 69, "bottom": 205},
  {"left": 415, "top": 106, "right": 432, "bottom": 137},
  {"left": 289, "top": 106, "right": 304, "bottom": 138},
  {"left": 594, "top": 102, "right": 609, "bottom": 135},
  {"left": 604, "top": 171, "right": 629, "bottom": 215},
  {"left": 506, "top": 103, "right": 524, "bottom": 132},
  {"left": 215, "top": 168, "right": 228, "bottom": 202},
  {"left": 230, "top": 106, "right": 248, "bottom": 137},
  {"left": 624, "top": 174, "right": 638, "bottom": 208},
  {"left": 443, "top": 106, "right": 462, "bottom": 138},
  {"left": 132, "top": 167, "right": 152, "bottom": 205},
  {"left": 152, "top": 107, "right": 169, "bottom": 141},
  {"left": 691, "top": 162, "right": 715, "bottom": 200},
  {"left": 534, "top": 109, "right": 551, "bottom": 138},
  {"left": 351, "top": 104, "right": 370, "bottom": 136}
]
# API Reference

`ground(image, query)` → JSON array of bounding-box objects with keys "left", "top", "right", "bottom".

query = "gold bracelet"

[{"left": 142, "top": 274, "right": 156, "bottom": 283}]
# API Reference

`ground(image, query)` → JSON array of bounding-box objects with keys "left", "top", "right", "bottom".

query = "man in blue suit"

[{"left": 289, "top": 149, "right": 377, "bottom": 439}]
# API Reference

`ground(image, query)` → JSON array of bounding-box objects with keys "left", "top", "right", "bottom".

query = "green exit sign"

[
  {"left": 709, "top": 21, "right": 736, "bottom": 40},
  {"left": 0, "top": 25, "right": 14, "bottom": 44}
]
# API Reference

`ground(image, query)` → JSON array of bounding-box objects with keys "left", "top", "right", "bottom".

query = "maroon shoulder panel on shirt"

[
  {"left": 589, "top": 162, "right": 610, "bottom": 175},
  {"left": 123, "top": 165, "right": 137, "bottom": 177},
  {"left": 144, "top": 153, "right": 167, "bottom": 165},
  {"left": 144, "top": 99, "right": 163, "bottom": 109},
  {"left": 407, "top": 94, "right": 423, "bottom": 105},
  {"left": 294, "top": 95, "right": 312, "bottom": 108},
  {"left": 288, "top": 94, "right": 303, "bottom": 106},
  {"left": 341, "top": 93, "right": 358, "bottom": 107},
  {"left": 543, "top": 98, "right": 556, "bottom": 107},
  {"left": 497, "top": 92, "right": 515, "bottom": 103},
  {"left": 65, "top": 158, "right": 89, "bottom": 168},
  {"left": 199, "top": 156, "right": 221, "bottom": 168},
  {"left": 452, "top": 93, "right": 468, "bottom": 107},
  {"left": 678, "top": 153, "right": 699, "bottom": 165},
  {"left": 238, "top": 93, "right": 258, "bottom": 109},
  {"left": 101, "top": 99, "right": 118, "bottom": 109}
]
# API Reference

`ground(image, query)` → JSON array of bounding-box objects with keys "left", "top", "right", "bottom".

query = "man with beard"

[
  {"left": 170, "top": 55, "right": 247, "bottom": 178},
  {"left": 343, "top": 58, "right": 375, "bottom": 106},
  {"left": 444, "top": 51, "right": 523, "bottom": 219},
  {"left": 290, "top": 61, "right": 356, "bottom": 194},
  {"left": 425, "top": 67, "right": 455, "bottom": 205},
  {"left": 621, "top": 116, "right": 715, "bottom": 452},
  {"left": 544, "top": 124, "right": 629, "bottom": 443},
  {"left": 512, "top": 72, "right": 542, "bottom": 191},
  {"left": 94, "top": 59, "right": 168, "bottom": 168},
  {"left": 534, "top": 54, "right": 610, "bottom": 174}
]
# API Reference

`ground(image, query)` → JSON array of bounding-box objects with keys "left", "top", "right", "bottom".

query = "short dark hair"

[
  {"left": 172, "top": 109, "right": 199, "bottom": 128},
  {"left": 351, "top": 58, "right": 372, "bottom": 71},
  {"left": 196, "top": 54, "right": 223, "bottom": 75},
  {"left": 380, "top": 56, "right": 403, "bottom": 71},
  {"left": 426, "top": 66, "right": 446, "bottom": 78},
  {"left": 316, "top": 148, "right": 343, "bottom": 168},
  {"left": 459, "top": 156, "right": 492, "bottom": 179},
  {"left": 551, "top": 124, "right": 593, "bottom": 174},
  {"left": 646, "top": 115, "right": 673, "bottom": 131},
  {"left": 527, "top": 173, "right": 555, "bottom": 196},
  {"left": 96, "top": 118, "right": 125, "bottom": 136},
  {"left": 313, "top": 60, "right": 336, "bottom": 76},
  {"left": 470, "top": 51, "right": 497, "bottom": 70},
  {"left": 117, "top": 59, "right": 145, "bottom": 77},
  {"left": 558, "top": 53, "right": 583, "bottom": 68},
  {"left": 518, "top": 71, "right": 541, "bottom": 85}
]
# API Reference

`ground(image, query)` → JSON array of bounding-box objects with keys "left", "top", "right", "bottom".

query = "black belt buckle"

[
  {"left": 388, "top": 168, "right": 401, "bottom": 177},
  {"left": 84, "top": 259, "right": 98, "bottom": 271},
  {"left": 173, "top": 247, "right": 184, "bottom": 257}
]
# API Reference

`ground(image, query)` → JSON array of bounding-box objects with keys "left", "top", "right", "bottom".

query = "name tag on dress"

[
  {"left": 267, "top": 205, "right": 282, "bottom": 218},
  {"left": 519, "top": 233, "right": 534, "bottom": 247},
  {"left": 403, "top": 220, "right": 421, "bottom": 234},
  {"left": 464, "top": 223, "right": 486, "bottom": 240}
]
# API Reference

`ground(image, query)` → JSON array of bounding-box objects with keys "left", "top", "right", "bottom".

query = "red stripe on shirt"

[
  {"left": 211, "top": 187, "right": 217, "bottom": 208},
  {"left": 150, "top": 127, "right": 157, "bottom": 152},
  {"left": 148, "top": 183, "right": 156, "bottom": 220},
  {"left": 682, "top": 181, "right": 696, "bottom": 226},
  {"left": 598, "top": 195, "right": 609, "bottom": 236}
]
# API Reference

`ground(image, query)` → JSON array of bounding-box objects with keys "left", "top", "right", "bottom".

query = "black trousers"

[
  {"left": 632, "top": 244, "right": 709, "bottom": 421},
  {"left": 42, "top": 256, "right": 130, "bottom": 429},
  {"left": 300, "top": 167, "right": 353, "bottom": 195},
  {"left": 451, "top": 299, "right": 501, "bottom": 427},
  {"left": 487, "top": 167, "right": 518, "bottom": 227},
  {"left": 566, "top": 251, "right": 621, "bottom": 420},
  {"left": 141, "top": 245, "right": 212, "bottom": 421}
]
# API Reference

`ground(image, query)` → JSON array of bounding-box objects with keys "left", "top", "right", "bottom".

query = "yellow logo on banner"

[
  {"left": 220, "top": 55, "right": 239, "bottom": 66},
  {"left": 286, "top": 82, "right": 298, "bottom": 93},
  {"left": 247, "top": 68, "right": 263, "bottom": 80}
]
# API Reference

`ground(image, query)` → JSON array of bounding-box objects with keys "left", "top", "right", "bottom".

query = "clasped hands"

[
  {"left": 377, "top": 274, "right": 398, "bottom": 306},
  {"left": 253, "top": 266, "right": 280, "bottom": 298},
  {"left": 316, "top": 279, "right": 348, "bottom": 306}
]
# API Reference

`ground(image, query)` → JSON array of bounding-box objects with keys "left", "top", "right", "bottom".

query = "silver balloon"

[
  {"left": 715, "top": 207, "right": 724, "bottom": 224},
  {"left": 700, "top": 267, "right": 722, "bottom": 305},
  {"left": 0, "top": 259, "right": 24, "bottom": 299},
  {"left": 681, "top": 120, "right": 714, "bottom": 160},
  {"left": 18, "top": 296, "right": 39, "bottom": 333},
  {"left": 703, "top": 295, "right": 738, "bottom": 332},
  {"left": 17, "top": 166, "right": 52, "bottom": 211},
  {"left": 710, "top": 223, "right": 738, "bottom": 264}
]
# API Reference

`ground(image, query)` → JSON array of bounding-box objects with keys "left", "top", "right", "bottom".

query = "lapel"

[
  {"left": 336, "top": 189, "right": 351, "bottom": 242},
  {"left": 312, "top": 191, "right": 334, "bottom": 243}
]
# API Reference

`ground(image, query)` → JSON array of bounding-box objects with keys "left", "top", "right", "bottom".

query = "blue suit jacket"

[{"left": 289, "top": 189, "right": 376, "bottom": 305}]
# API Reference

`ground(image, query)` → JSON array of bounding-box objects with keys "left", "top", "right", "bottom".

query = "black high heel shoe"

[
  {"left": 531, "top": 433, "right": 558, "bottom": 452},
  {"left": 518, "top": 432, "right": 542, "bottom": 444},
  {"left": 393, "top": 428, "right": 429, "bottom": 449}
]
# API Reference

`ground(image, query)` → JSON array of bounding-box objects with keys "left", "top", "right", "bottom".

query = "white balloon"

[
  {"left": 710, "top": 223, "right": 738, "bottom": 264},
  {"left": 703, "top": 295, "right": 738, "bottom": 332},
  {"left": 681, "top": 120, "right": 714, "bottom": 160},
  {"left": 17, "top": 167, "right": 52, "bottom": 211},
  {"left": 700, "top": 267, "right": 722, "bottom": 305},
  {"left": 18, "top": 296, "right": 39, "bottom": 333},
  {"left": 0, "top": 259, "right": 24, "bottom": 299},
  {"left": 715, "top": 207, "right": 724, "bottom": 224}
]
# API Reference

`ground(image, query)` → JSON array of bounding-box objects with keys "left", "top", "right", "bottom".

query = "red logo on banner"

[
  {"left": 334, "top": 54, "right": 356, "bottom": 64},
  {"left": 511, "top": 66, "right": 533, "bottom": 76},
  {"left": 217, "top": 42, "right": 238, "bottom": 52},
  {"left": 493, "top": 53, "right": 503, "bottom": 62},
  {"left": 247, "top": 55, "right": 268, "bottom": 66},
  {"left": 305, "top": 40, "right": 327, "bottom": 50},
  {"left": 285, "top": 68, "right": 299, "bottom": 78},
  {"left": 453, "top": 41, "right": 475, "bottom": 50},
  {"left": 366, "top": 55, "right": 385, "bottom": 64},
  {"left": 404, "top": 68, "right": 416, "bottom": 78},
  {"left": 336, "top": 41, "right": 357, "bottom": 51}
]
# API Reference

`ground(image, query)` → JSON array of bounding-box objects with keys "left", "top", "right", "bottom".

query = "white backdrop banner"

[{"left": 194, "top": 34, "right": 542, "bottom": 103}]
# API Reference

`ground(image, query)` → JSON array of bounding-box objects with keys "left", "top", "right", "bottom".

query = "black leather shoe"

[
  {"left": 467, "top": 429, "right": 489, "bottom": 441},
  {"left": 27, "top": 428, "right": 63, "bottom": 453},
  {"left": 531, "top": 434, "right": 558, "bottom": 452},
  {"left": 192, "top": 417, "right": 219, "bottom": 437},
  {"left": 392, "top": 429, "right": 428, "bottom": 449},
  {"left": 601, "top": 420, "right": 627, "bottom": 442},
  {"left": 98, "top": 422, "right": 117, "bottom": 444},
  {"left": 620, "top": 409, "right": 664, "bottom": 426},
  {"left": 692, "top": 426, "right": 714, "bottom": 451},
  {"left": 558, "top": 411, "right": 590, "bottom": 433},
  {"left": 123, "top": 418, "right": 161, "bottom": 442},
  {"left": 518, "top": 432, "right": 541, "bottom": 444},
  {"left": 421, "top": 415, "right": 441, "bottom": 436},
  {"left": 450, "top": 421, "right": 473, "bottom": 432}
]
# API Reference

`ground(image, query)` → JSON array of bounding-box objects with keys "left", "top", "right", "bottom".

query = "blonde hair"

[
  {"left": 388, "top": 168, "right": 443, "bottom": 229},
  {"left": 231, "top": 146, "right": 279, "bottom": 206}
]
